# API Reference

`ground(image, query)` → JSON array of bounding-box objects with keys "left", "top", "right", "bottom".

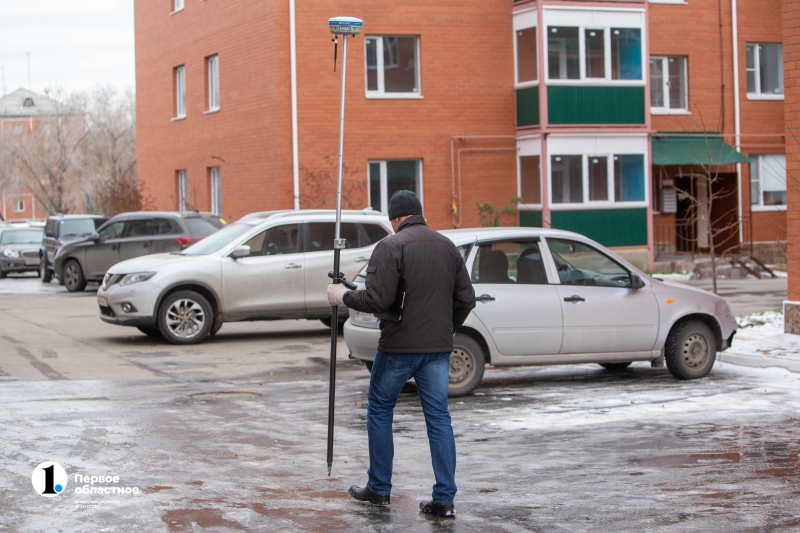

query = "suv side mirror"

[
  {"left": 630, "top": 273, "right": 646, "bottom": 289},
  {"left": 88, "top": 232, "right": 100, "bottom": 242},
  {"left": 231, "top": 246, "right": 251, "bottom": 259}
]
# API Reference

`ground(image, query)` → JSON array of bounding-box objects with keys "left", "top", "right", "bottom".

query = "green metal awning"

[{"left": 651, "top": 136, "right": 750, "bottom": 166}]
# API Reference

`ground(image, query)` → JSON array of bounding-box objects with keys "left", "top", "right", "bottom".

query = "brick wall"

[
  {"left": 134, "top": 0, "right": 516, "bottom": 230},
  {"left": 783, "top": 0, "right": 800, "bottom": 332}
]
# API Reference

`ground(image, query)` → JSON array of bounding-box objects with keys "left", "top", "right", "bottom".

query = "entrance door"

[
  {"left": 545, "top": 237, "right": 659, "bottom": 354},
  {"left": 468, "top": 239, "right": 562, "bottom": 356},
  {"left": 221, "top": 223, "right": 305, "bottom": 319}
]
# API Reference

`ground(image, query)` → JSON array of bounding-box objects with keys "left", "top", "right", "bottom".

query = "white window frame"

[
  {"left": 513, "top": 9, "right": 539, "bottom": 89},
  {"left": 206, "top": 55, "right": 220, "bottom": 112},
  {"left": 548, "top": 152, "right": 649, "bottom": 210},
  {"left": 542, "top": 8, "right": 646, "bottom": 86},
  {"left": 650, "top": 55, "right": 690, "bottom": 114},
  {"left": 174, "top": 65, "right": 186, "bottom": 119},
  {"left": 367, "top": 160, "right": 424, "bottom": 214},
  {"left": 177, "top": 169, "right": 188, "bottom": 211},
  {"left": 172, "top": 0, "right": 184, "bottom": 14},
  {"left": 364, "top": 36, "right": 422, "bottom": 99},
  {"left": 12, "top": 199, "right": 25, "bottom": 213},
  {"left": 750, "top": 154, "right": 787, "bottom": 211},
  {"left": 210, "top": 167, "right": 222, "bottom": 216},
  {"left": 746, "top": 43, "right": 785, "bottom": 100},
  {"left": 517, "top": 136, "right": 543, "bottom": 210}
]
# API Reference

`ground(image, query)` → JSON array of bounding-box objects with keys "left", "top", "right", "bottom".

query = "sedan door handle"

[
  {"left": 283, "top": 263, "right": 302, "bottom": 269},
  {"left": 563, "top": 295, "right": 585, "bottom": 303},
  {"left": 476, "top": 294, "right": 496, "bottom": 302},
  {"left": 354, "top": 256, "right": 369, "bottom": 263}
]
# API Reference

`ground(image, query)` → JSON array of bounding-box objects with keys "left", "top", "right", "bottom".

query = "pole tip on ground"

[{"left": 327, "top": 464, "right": 332, "bottom": 477}]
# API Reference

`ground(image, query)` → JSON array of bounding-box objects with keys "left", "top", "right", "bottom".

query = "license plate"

[
  {"left": 97, "top": 296, "right": 108, "bottom": 307},
  {"left": 24, "top": 259, "right": 40, "bottom": 266}
]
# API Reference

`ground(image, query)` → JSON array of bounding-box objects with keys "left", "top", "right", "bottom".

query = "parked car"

[
  {"left": 95, "top": 209, "right": 392, "bottom": 344},
  {"left": 40, "top": 214, "right": 108, "bottom": 282},
  {"left": 0, "top": 227, "right": 45, "bottom": 278},
  {"left": 55, "top": 211, "right": 225, "bottom": 292},
  {"left": 344, "top": 227, "right": 737, "bottom": 397}
]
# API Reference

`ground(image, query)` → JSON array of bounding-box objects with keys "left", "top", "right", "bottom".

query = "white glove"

[{"left": 327, "top": 283, "right": 350, "bottom": 306}]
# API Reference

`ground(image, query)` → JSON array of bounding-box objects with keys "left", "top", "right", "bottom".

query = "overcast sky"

[{"left": 0, "top": 0, "right": 135, "bottom": 97}]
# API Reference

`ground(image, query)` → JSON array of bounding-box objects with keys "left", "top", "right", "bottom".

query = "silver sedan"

[{"left": 344, "top": 227, "right": 737, "bottom": 397}]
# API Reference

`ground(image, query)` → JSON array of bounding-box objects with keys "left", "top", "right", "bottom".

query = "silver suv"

[{"left": 96, "top": 209, "right": 392, "bottom": 344}]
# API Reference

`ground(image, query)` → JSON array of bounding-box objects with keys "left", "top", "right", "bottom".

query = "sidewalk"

[{"left": 718, "top": 311, "right": 800, "bottom": 373}]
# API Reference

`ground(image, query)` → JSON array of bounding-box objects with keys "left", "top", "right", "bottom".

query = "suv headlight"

[
  {"left": 2, "top": 249, "right": 19, "bottom": 258},
  {"left": 119, "top": 272, "right": 156, "bottom": 287}
]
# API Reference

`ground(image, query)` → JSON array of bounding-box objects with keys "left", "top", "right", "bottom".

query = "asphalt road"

[{"left": 1, "top": 276, "right": 799, "bottom": 532}]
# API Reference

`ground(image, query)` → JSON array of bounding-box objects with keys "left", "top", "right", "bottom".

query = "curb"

[{"left": 717, "top": 352, "right": 800, "bottom": 374}]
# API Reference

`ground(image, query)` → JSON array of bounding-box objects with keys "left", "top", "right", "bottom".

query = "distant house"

[{"left": 0, "top": 88, "right": 61, "bottom": 222}]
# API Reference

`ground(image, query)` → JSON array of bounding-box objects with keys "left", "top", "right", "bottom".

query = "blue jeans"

[{"left": 365, "top": 350, "right": 456, "bottom": 505}]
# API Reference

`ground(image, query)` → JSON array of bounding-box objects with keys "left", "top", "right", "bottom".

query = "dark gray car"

[
  {"left": 40, "top": 214, "right": 107, "bottom": 282},
  {"left": 54, "top": 211, "right": 224, "bottom": 292},
  {"left": 0, "top": 227, "right": 45, "bottom": 278}
]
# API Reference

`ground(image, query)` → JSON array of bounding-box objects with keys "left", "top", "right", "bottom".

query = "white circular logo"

[{"left": 31, "top": 462, "right": 68, "bottom": 497}]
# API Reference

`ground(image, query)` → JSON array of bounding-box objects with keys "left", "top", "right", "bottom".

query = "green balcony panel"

[
  {"left": 548, "top": 86, "right": 645, "bottom": 125},
  {"left": 520, "top": 211, "right": 542, "bottom": 228},
  {"left": 551, "top": 208, "right": 647, "bottom": 247},
  {"left": 516, "top": 87, "right": 540, "bottom": 127}
]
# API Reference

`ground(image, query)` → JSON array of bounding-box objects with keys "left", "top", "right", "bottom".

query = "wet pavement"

[{"left": 2, "top": 277, "right": 800, "bottom": 532}]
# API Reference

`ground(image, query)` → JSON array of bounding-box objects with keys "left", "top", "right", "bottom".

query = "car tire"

[
  {"left": 0, "top": 270, "right": 6, "bottom": 279},
  {"left": 157, "top": 290, "right": 213, "bottom": 345},
  {"left": 665, "top": 320, "right": 717, "bottom": 380},
  {"left": 448, "top": 333, "right": 486, "bottom": 397},
  {"left": 137, "top": 326, "right": 162, "bottom": 338},
  {"left": 599, "top": 362, "right": 632, "bottom": 370},
  {"left": 364, "top": 360, "right": 373, "bottom": 373},
  {"left": 320, "top": 316, "right": 347, "bottom": 329},
  {"left": 63, "top": 260, "right": 87, "bottom": 292},
  {"left": 209, "top": 318, "right": 223, "bottom": 337},
  {"left": 40, "top": 259, "right": 52, "bottom": 282}
]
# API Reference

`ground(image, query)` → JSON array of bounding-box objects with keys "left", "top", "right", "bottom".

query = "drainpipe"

[
  {"left": 290, "top": 0, "right": 300, "bottom": 210},
  {"left": 731, "top": 0, "right": 743, "bottom": 244}
]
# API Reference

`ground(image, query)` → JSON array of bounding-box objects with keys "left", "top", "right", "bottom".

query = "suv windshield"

[
  {"left": 59, "top": 219, "right": 99, "bottom": 239},
  {"left": 182, "top": 223, "right": 255, "bottom": 255},
  {"left": 184, "top": 217, "right": 225, "bottom": 237},
  {"left": 1, "top": 229, "right": 43, "bottom": 245}
]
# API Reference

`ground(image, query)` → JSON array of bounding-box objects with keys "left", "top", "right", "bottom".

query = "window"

[
  {"left": 174, "top": 65, "right": 186, "bottom": 118},
  {"left": 365, "top": 36, "right": 419, "bottom": 95},
  {"left": 519, "top": 155, "right": 541, "bottom": 206},
  {"left": 153, "top": 218, "right": 179, "bottom": 235},
  {"left": 746, "top": 43, "right": 784, "bottom": 97},
  {"left": 305, "top": 222, "right": 360, "bottom": 252},
  {"left": 472, "top": 241, "right": 548, "bottom": 285},
  {"left": 547, "top": 238, "right": 632, "bottom": 288},
  {"left": 184, "top": 217, "right": 224, "bottom": 236},
  {"left": 548, "top": 26, "right": 642, "bottom": 81},
  {"left": 22, "top": 97, "right": 34, "bottom": 107},
  {"left": 650, "top": 56, "right": 687, "bottom": 111},
  {"left": 124, "top": 219, "right": 154, "bottom": 237},
  {"left": 551, "top": 154, "right": 645, "bottom": 205},
  {"left": 98, "top": 221, "right": 125, "bottom": 241},
  {"left": 368, "top": 160, "right": 422, "bottom": 214},
  {"left": 242, "top": 224, "right": 299, "bottom": 257},
  {"left": 173, "top": 0, "right": 184, "bottom": 12},
  {"left": 177, "top": 169, "right": 188, "bottom": 210},
  {"left": 12, "top": 199, "right": 25, "bottom": 213},
  {"left": 516, "top": 27, "right": 538, "bottom": 84},
  {"left": 750, "top": 154, "right": 786, "bottom": 208},
  {"left": 360, "top": 223, "right": 390, "bottom": 247},
  {"left": 206, "top": 55, "right": 220, "bottom": 111},
  {"left": 209, "top": 167, "right": 222, "bottom": 216}
]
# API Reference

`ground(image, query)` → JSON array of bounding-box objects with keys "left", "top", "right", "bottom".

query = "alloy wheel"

[
  {"left": 165, "top": 298, "right": 206, "bottom": 339},
  {"left": 64, "top": 264, "right": 79, "bottom": 288}
]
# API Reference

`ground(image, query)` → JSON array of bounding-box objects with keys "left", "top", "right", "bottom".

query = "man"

[{"left": 327, "top": 190, "right": 475, "bottom": 518}]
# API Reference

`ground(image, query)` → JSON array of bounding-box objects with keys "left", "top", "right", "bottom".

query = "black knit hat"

[{"left": 388, "top": 190, "right": 423, "bottom": 220}]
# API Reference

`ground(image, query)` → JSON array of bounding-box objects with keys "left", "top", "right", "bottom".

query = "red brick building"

[
  {"left": 782, "top": 0, "right": 799, "bottom": 334},
  {"left": 135, "top": 0, "right": 789, "bottom": 270}
]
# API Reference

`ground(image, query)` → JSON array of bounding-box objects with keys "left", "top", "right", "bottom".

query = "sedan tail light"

[{"left": 174, "top": 236, "right": 203, "bottom": 249}]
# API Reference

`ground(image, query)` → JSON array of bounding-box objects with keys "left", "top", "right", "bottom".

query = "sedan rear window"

[{"left": 184, "top": 217, "right": 225, "bottom": 237}]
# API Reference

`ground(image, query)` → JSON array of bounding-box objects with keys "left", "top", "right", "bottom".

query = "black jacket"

[{"left": 343, "top": 216, "right": 476, "bottom": 354}]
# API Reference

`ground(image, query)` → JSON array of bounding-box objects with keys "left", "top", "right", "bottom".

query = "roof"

[
  {"left": 239, "top": 208, "right": 389, "bottom": 222},
  {"left": 440, "top": 226, "right": 585, "bottom": 243},
  {"left": 48, "top": 214, "right": 107, "bottom": 220},
  {"left": 651, "top": 135, "right": 750, "bottom": 166},
  {"left": 0, "top": 88, "right": 61, "bottom": 118}
]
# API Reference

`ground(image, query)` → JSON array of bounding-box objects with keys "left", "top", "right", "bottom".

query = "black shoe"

[
  {"left": 348, "top": 485, "right": 390, "bottom": 506},
  {"left": 419, "top": 500, "right": 455, "bottom": 517}
]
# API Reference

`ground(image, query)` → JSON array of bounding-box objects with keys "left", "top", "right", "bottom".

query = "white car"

[
  {"left": 344, "top": 227, "right": 737, "bottom": 396},
  {"left": 96, "top": 210, "right": 392, "bottom": 344}
]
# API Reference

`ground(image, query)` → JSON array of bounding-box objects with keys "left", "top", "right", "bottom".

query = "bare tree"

[{"left": 300, "top": 155, "right": 366, "bottom": 210}]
